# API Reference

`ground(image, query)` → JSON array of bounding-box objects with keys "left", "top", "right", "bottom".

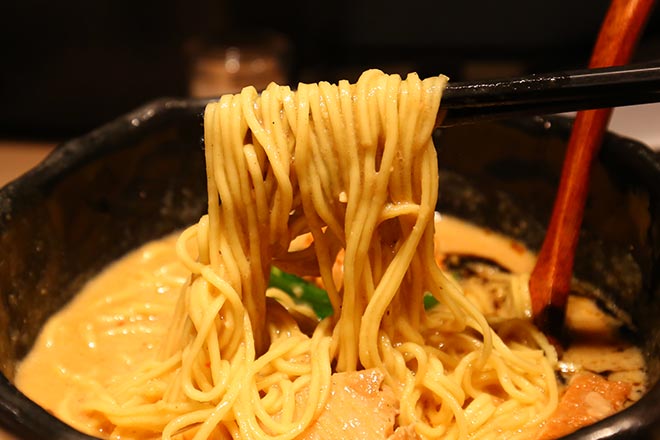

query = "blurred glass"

[{"left": 189, "top": 33, "right": 290, "bottom": 97}]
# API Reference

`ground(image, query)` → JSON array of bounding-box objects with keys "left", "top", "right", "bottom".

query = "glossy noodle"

[{"left": 19, "top": 71, "right": 567, "bottom": 439}]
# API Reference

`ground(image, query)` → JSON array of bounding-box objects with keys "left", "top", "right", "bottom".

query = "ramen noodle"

[{"left": 16, "top": 71, "right": 646, "bottom": 439}]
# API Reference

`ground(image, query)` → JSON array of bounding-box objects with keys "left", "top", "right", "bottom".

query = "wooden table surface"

[{"left": 0, "top": 141, "right": 56, "bottom": 187}]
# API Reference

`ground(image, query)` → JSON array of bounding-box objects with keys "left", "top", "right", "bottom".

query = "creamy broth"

[
  {"left": 16, "top": 216, "right": 646, "bottom": 439},
  {"left": 16, "top": 235, "right": 189, "bottom": 437}
]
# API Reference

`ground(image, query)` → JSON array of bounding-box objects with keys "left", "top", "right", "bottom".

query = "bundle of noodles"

[{"left": 86, "top": 70, "right": 558, "bottom": 439}]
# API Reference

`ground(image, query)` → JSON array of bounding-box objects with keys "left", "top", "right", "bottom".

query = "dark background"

[{"left": 2, "top": 0, "right": 660, "bottom": 138}]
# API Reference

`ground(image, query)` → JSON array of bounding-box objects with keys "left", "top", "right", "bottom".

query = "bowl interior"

[{"left": 1, "top": 100, "right": 660, "bottom": 439}]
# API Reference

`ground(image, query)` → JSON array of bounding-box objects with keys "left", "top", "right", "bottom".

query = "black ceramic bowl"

[{"left": 0, "top": 99, "right": 659, "bottom": 439}]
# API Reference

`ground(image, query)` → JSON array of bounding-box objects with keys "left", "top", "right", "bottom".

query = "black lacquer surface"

[{"left": 440, "top": 63, "right": 660, "bottom": 126}]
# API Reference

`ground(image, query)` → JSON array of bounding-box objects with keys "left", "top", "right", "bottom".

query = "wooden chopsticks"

[{"left": 529, "top": 0, "right": 656, "bottom": 334}]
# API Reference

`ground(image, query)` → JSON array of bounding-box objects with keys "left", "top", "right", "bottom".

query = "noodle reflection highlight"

[{"left": 81, "top": 70, "right": 557, "bottom": 439}]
